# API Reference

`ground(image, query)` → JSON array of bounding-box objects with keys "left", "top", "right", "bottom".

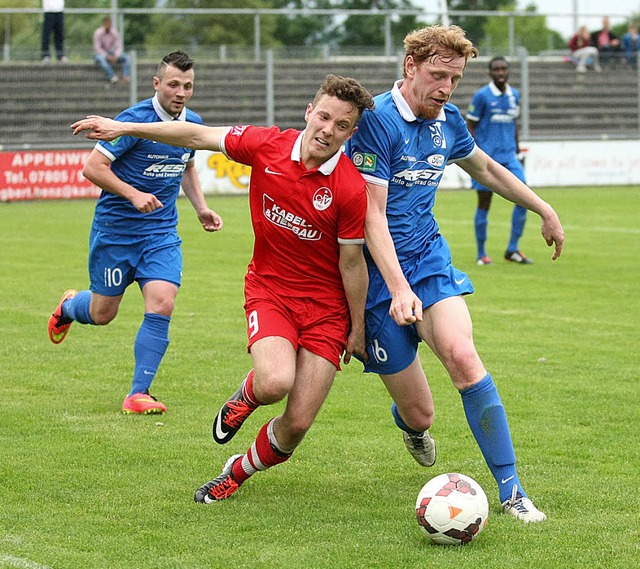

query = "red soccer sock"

[
  {"left": 242, "top": 369, "right": 259, "bottom": 407},
  {"left": 232, "top": 418, "right": 292, "bottom": 484}
]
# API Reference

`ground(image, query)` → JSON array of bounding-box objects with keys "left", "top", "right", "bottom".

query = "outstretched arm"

[
  {"left": 458, "top": 148, "right": 565, "bottom": 260},
  {"left": 71, "top": 115, "right": 230, "bottom": 151}
]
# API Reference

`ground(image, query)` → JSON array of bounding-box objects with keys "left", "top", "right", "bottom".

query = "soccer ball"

[{"left": 415, "top": 473, "right": 489, "bottom": 545}]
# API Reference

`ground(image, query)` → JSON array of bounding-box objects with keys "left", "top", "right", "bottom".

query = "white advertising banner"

[
  {"left": 2, "top": 142, "right": 638, "bottom": 202},
  {"left": 440, "top": 140, "right": 640, "bottom": 189}
]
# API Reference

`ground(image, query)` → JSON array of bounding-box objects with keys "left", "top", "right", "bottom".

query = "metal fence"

[{"left": 1, "top": 6, "right": 631, "bottom": 61}]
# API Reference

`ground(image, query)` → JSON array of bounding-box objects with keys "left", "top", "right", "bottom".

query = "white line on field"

[{"left": 0, "top": 554, "right": 52, "bottom": 569}]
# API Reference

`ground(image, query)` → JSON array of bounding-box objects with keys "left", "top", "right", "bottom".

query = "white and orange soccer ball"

[{"left": 415, "top": 473, "right": 489, "bottom": 545}]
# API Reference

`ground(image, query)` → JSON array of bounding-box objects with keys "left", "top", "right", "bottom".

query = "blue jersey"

[
  {"left": 466, "top": 82, "right": 519, "bottom": 164},
  {"left": 92, "top": 95, "right": 202, "bottom": 236},
  {"left": 347, "top": 82, "right": 476, "bottom": 265}
]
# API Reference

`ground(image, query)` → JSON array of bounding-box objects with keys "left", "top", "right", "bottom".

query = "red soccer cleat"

[
  {"left": 122, "top": 392, "right": 167, "bottom": 415},
  {"left": 48, "top": 289, "right": 78, "bottom": 344}
]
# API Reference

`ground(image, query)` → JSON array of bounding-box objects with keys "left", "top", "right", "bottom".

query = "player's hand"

[
  {"left": 343, "top": 326, "right": 367, "bottom": 365},
  {"left": 389, "top": 288, "right": 423, "bottom": 326},
  {"left": 131, "top": 191, "right": 163, "bottom": 213},
  {"left": 198, "top": 209, "right": 224, "bottom": 232},
  {"left": 540, "top": 209, "right": 565, "bottom": 260},
  {"left": 71, "top": 115, "right": 121, "bottom": 140}
]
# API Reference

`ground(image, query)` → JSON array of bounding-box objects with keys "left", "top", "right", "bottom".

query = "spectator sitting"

[
  {"left": 621, "top": 22, "right": 640, "bottom": 67},
  {"left": 94, "top": 16, "right": 130, "bottom": 83},
  {"left": 590, "top": 17, "right": 622, "bottom": 68},
  {"left": 569, "top": 26, "right": 602, "bottom": 72}
]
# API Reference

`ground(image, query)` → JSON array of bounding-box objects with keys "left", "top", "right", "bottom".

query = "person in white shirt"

[{"left": 41, "top": 0, "right": 66, "bottom": 63}]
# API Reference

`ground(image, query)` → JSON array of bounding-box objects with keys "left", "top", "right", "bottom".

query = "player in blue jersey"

[
  {"left": 466, "top": 56, "right": 531, "bottom": 265},
  {"left": 346, "top": 25, "right": 564, "bottom": 522},
  {"left": 48, "top": 51, "right": 223, "bottom": 414}
]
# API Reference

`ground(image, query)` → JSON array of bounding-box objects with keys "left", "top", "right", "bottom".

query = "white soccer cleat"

[
  {"left": 403, "top": 430, "right": 437, "bottom": 467},
  {"left": 501, "top": 485, "right": 547, "bottom": 523}
]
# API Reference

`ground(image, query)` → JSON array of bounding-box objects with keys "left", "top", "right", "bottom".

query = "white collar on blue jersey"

[
  {"left": 489, "top": 81, "right": 514, "bottom": 96},
  {"left": 392, "top": 80, "right": 446, "bottom": 122},
  {"left": 152, "top": 93, "right": 187, "bottom": 122},
  {"left": 292, "top": 130, "right": 341, "bottom": 175}
]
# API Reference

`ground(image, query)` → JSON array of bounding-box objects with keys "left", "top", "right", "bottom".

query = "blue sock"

[
  {"left": 63, "top": 290, "right": 95, "bottom": 325},
  {"left": 130, "top": 313, "right": 171, "bottom": 396},
  {"left": 459, "top": 373, "right": 525, "bottom": 502},
  {"left": 507, "top": 205, "right": 527, "bottom": 252},
  {"left": 391, "top": 402, "right": 422, "bottom": 436},
  {"left": 474, "top": 208, "right": 489, "bottom": 258}
]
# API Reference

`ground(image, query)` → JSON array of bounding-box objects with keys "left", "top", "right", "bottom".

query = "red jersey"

[{"left": 220, "top": 125, "right": 367, "bottom": 300}]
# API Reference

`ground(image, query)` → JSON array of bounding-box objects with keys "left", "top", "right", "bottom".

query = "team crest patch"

[
  {"left": 352, "top": 152, "right": 377, "bottom": 172},
  {"left": 313, "top": 187, "right": 333, "bottom": 211}
]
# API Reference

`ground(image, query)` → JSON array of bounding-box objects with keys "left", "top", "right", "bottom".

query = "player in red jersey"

[{"left": 72, "top": 74, "right": 375, "bottom": 502}]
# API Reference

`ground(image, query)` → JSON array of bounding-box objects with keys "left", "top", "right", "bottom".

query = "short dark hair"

[
  {"left": 157, "top": 51, "right": 195, "bottom": 79},
  {"left": 312, "top": 74, "right": 375, "bottom": 123},
  {"left": 489, "top": 56, "right": 508, "bottom": 70}
]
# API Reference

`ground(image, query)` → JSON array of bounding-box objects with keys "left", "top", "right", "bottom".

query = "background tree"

[
  {"left": 143, "top": 0, "right": 279, "bottom": 51},
  {"left": 334, "top": 0, "right": 423, "bottom": 49},
  {"left": 448, "top": 0, "right": 504, "bottom": 46},
  {"left": 480, "top": 2, "right": 565, "bottom": 54},
  {"left": 270, "top": 0, "right": 337, "bottom": 47}
]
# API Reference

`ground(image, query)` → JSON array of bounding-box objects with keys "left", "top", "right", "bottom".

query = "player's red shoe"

[
  {"left": 48, "top": 289, "right": 78, "bottom": 344},
  {"left": 122, "top": 392, "right": 167, "bottom": 415}
]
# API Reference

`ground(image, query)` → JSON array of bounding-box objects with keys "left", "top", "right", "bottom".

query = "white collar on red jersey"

[{"left": 292, "top": 130, "right": 341, "bottom": 175}]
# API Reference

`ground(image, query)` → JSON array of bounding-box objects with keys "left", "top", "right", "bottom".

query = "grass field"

[{"left": 0, "top": 186, "right": 638, "bottom": 569}]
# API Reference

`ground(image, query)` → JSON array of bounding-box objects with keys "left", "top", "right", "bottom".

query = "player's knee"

[
  {"left": 152, "top": 298, "right": 175, "bottom": 317},
  {"left": 254, "top": 371, "right": 292, "bottom": 404},
  {"left": 443, "top": 348, "right": 484, "bottom": 389},
  {"left": 399, "top": 403, "right": 434, "bottom": 432}
]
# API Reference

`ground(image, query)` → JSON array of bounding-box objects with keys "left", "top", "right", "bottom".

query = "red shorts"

[{"left": 244, "top": 280, "right": 349, "bottom": 370}]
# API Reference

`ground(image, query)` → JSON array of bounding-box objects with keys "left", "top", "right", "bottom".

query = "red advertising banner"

[{"left": 0, "top": 150, "right": 101, "bottom": 202}]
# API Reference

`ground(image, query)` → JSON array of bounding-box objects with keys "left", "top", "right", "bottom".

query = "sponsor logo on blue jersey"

[
  {"left": 142, "top": 158, "right": 187, "bottom": 178},
  {"left": 351, "top": 151, "right": 377, "bottom": 172},
  {"left": 393, "top": 160, "right": 443, "bottom": 187}
]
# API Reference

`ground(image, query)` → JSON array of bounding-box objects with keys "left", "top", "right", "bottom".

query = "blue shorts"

[
  {"left": 362, "top": 235, "right": 474, "bottom": 375},
  {"left": 472, "top": 156, "right": 525, "bottom": 192},
  {"left": 88, "top": 229, "right": 182, "bottom": 296}
]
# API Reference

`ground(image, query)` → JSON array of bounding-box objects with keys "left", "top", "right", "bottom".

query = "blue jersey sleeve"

[
  {"left": 95, "top": 107, "right": 143, "bottom": 161},
  {"left": 346, "top": 107, "right": 396, "bottom": 186}
]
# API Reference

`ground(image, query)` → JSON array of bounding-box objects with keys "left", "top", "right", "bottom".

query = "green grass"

[{"left": 0, "top": 186, "right": 638, "bottom": 569}]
